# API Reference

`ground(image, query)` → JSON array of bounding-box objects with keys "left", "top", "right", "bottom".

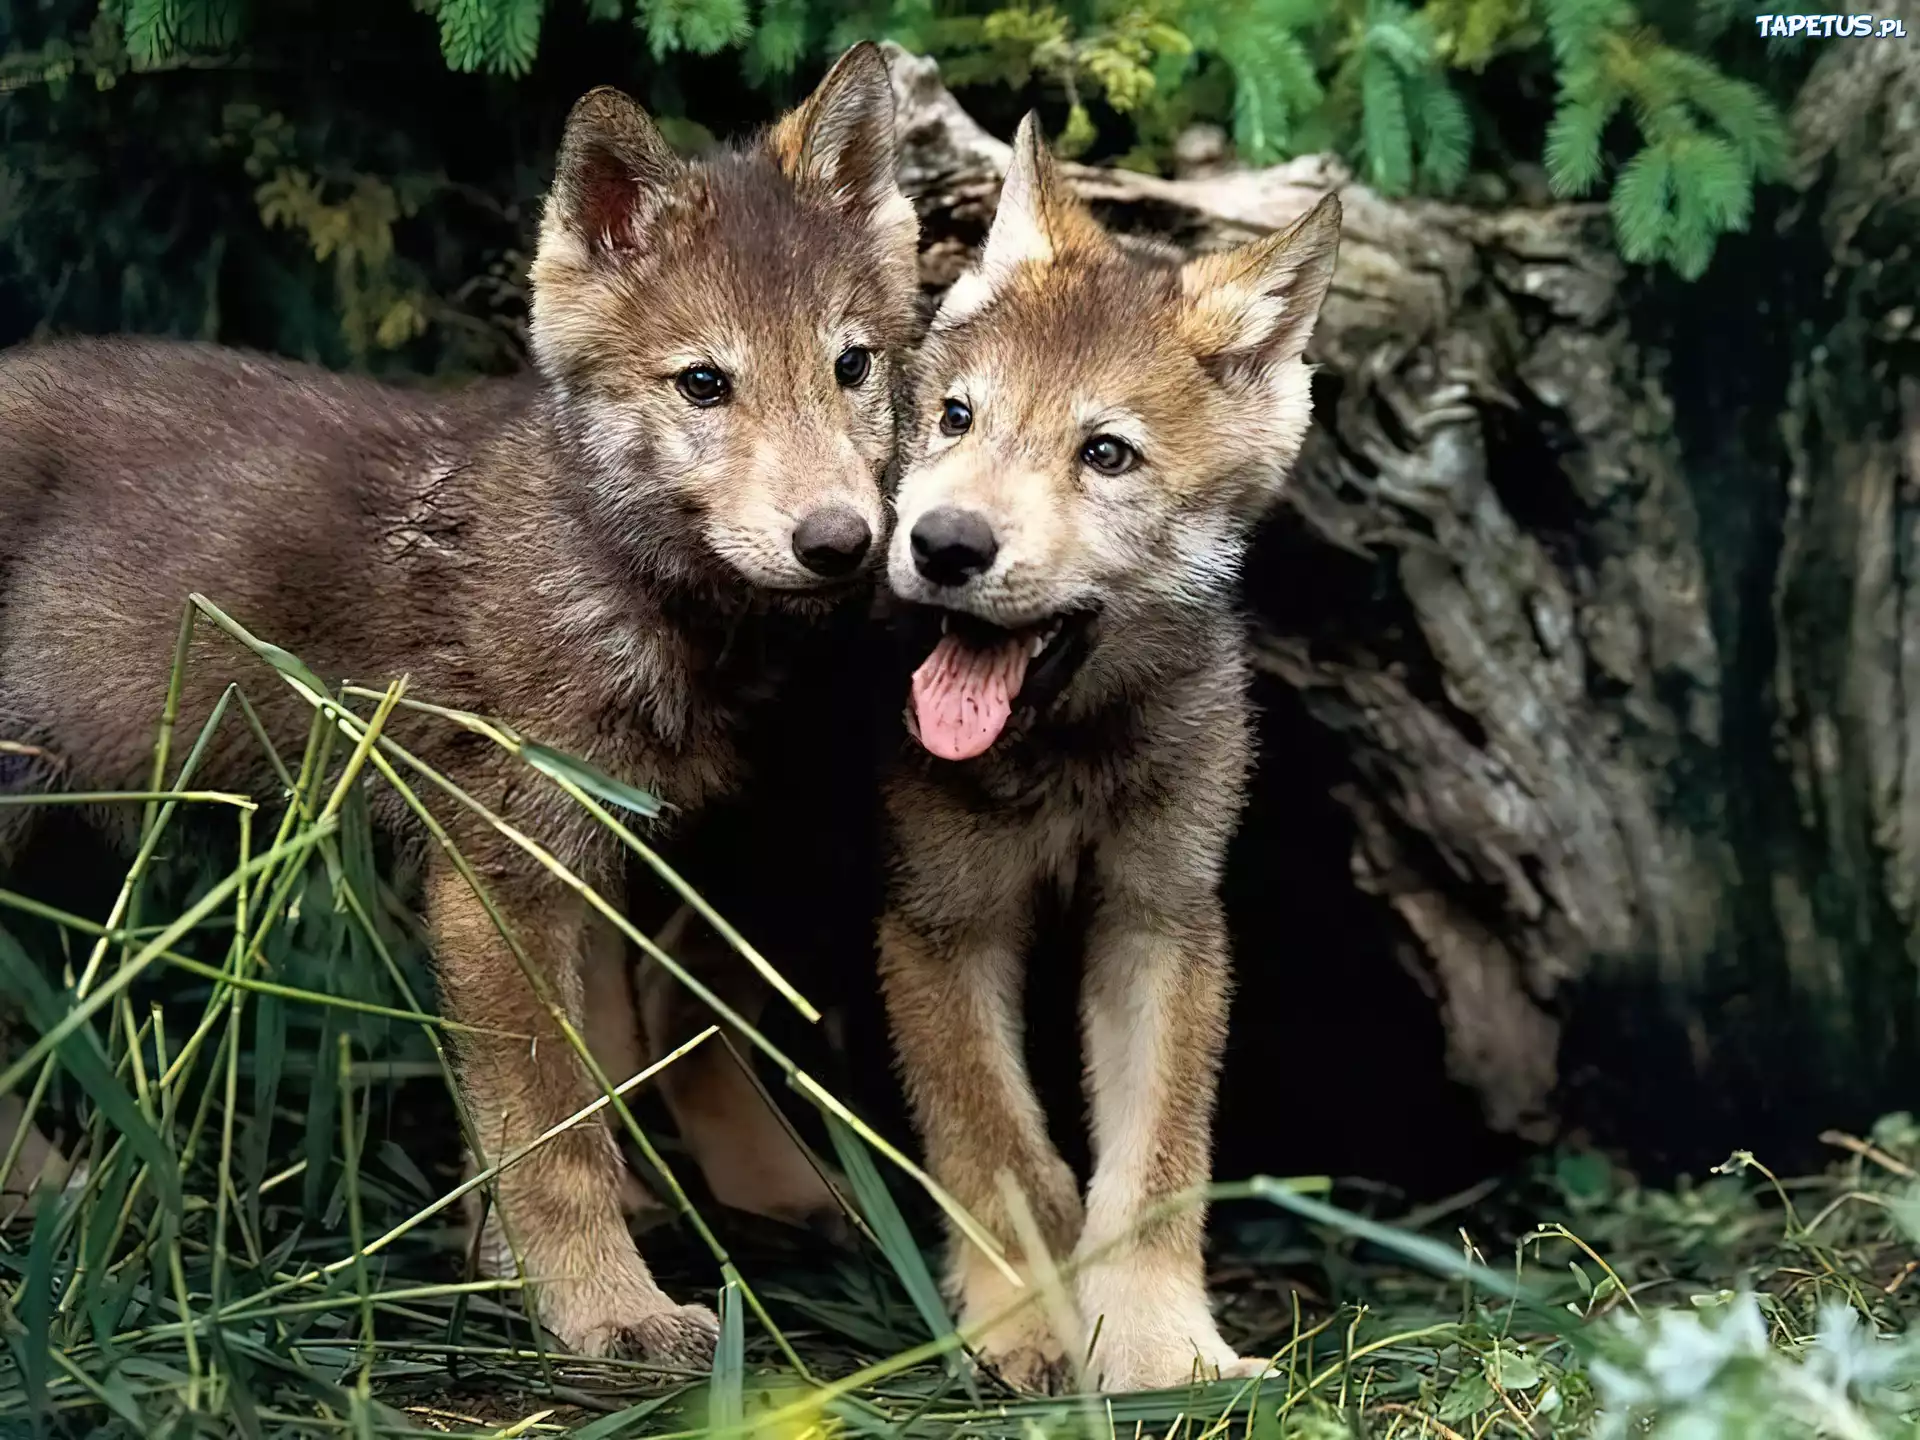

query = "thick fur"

[
  {"left": 879, "top": 116, "right": 1340, "bottom": 1393},
  {"left": 0, "top": 43, "right": 917, "bottom": 1364}
]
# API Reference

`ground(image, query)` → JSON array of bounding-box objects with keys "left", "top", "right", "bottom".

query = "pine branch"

[
  {"left": 1407, "top": 69, "right": 1470, "bottom": 189},
  {"left": 1608, "top": 138, "right": 1671, "bottom": 262},
  {"left": 744, "top": 0, "right": 810, "bottom": 79},
  {"left": 495, "top": 0, "right": 545, "bottom": 75},
  {"left": 1539, "top": 0, "right": 1788, "bottom": 276},
  {"left": 434, "top": 0, "right": 495, "bottom": 71},
  {"left": 1543, "top": 90, "right": 1618, "bottom": 195},
  {"left": 1359, "top": 47, "right": 1412, "bottom": 192}
]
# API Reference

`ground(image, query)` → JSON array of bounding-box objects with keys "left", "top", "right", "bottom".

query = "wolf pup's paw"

[
  {"left": 614, "top": 1303, "right": 723, "bottom": 1367},
  {"left": 984, "top": 1342, "right": 1072, "bottom": 1395},
  {"left": 564, "top": 1298, "right": 721, "bottom": 1366},
  {"left": 1083, "top": 1321, "right": 1242, "bottom": 1393}
]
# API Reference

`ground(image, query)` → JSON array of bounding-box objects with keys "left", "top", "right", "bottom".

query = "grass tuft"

[{"left": 3, "top": 607, "right": 1919, "bottom": 1437}]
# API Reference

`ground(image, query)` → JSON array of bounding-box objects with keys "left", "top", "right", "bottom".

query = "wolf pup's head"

[
  {"left": 529, "top": 43, "right": 917, "bottom": 600},
  {"left": 888, "top": 115, "right": 1340, "bottom": 761}
]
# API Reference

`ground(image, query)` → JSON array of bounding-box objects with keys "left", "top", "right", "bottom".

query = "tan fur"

[
  {"left": 632, "top": 906, "right": 846, "bottom": 1228},
  {"left": 0, "top": 43, "right": 917, "bottom": 1365},
  {"left": 879, "top": 116, "right": 1340, "bottom": 1393}
]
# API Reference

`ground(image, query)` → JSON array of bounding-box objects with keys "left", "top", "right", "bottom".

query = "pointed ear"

[
  {"left": 770, "top": 42, "right": 917, "bottom": 267},
  {"left": 1179, "top": 192, "right": 1342, "bottom": 381},
  {"left": 933, "top": 112, "right": 1104, "bottom": 331},
  {"left": 545, "top": 86, "right": 686, "bottom": 259}
]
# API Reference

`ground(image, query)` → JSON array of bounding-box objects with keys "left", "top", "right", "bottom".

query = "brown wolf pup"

[
  {"left": 878, "top": 116, "right": 1340, "bottom": 1393},
  {"left": 0, "top": 43, "right": 918, "bottom": 1363}
]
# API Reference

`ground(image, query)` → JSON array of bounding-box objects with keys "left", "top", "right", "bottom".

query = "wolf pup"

[
  {"left": 878, "top": 117, "right": 1339, "bottom": 1393},
  {"left": 0, "top": 44, "right": 918, "bottom": 1363}
]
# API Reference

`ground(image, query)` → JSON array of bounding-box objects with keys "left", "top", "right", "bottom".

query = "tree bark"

[{"left": 882, "top": 22, "right": 1920, "bottom": 1170}]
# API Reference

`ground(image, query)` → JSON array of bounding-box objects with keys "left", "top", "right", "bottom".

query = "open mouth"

[{"left": 900, "top": 606, "right": 1097, "bottom": 761}]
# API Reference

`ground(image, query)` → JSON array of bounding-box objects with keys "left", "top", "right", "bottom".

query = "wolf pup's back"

[{"left": 0, "top": 336, "right": 519, "bottom": 843}]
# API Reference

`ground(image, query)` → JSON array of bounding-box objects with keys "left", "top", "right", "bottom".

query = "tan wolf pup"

[
  {"left": 878, "top": 116, "right": 1340, "bottom": 1393},
  {"left": 0, "top": 43, "right": 917, "bottom": 1364}
]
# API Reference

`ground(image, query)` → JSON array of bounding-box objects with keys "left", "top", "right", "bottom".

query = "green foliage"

[
  {"left": 1540, "top": 0, "right": 1788, "bottom": 278},
  {"left": 0, "top": 0, "right": 1804, "bottom": 375},
  {"left": 121, "top": 0, "right": 246, "bottom": 66},
  {"left": 1331, "top": 0, "right": 1471, "bottom": 192},
  {"left": 424, "top": 0, "right": 548, "bottom": 74},
  {"left": 1588, "top": 1298, "right": 1920, "bottom": 1439}
]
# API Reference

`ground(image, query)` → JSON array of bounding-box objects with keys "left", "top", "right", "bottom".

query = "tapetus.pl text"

[{"left": 1754, "top": 13, "right": 1908, "bottom": 36}]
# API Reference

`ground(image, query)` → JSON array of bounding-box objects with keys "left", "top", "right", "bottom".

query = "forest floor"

[{"left": 3, "top": 613, "right": 1919, "bottom": 1438}]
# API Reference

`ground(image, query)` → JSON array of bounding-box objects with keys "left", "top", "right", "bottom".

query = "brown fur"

[
  {"left": 877, "top": 116, "right": 1340, "bottom": 1392},
  {"left": 0, "top": 43, "right": 917, "bottom": 1363}
]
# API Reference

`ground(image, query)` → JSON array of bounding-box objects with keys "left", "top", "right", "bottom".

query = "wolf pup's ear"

[
  {"left": 1179, "top": 192, "right": 1342, "bottom": 384},
  {"left": 545, "top": 86, "right": 686, "bottom": 260},
  {"left": 771, "top": 42, "right": 918, "bottom": 276},
  {"left": 933, "top": 112, "right": 1104, "bottom": 332}
]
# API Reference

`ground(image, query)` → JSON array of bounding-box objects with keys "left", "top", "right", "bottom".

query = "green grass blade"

[
  {"left": 826, "top": 1115, "right": 974, "bottom": 1392},
  {"left": 572, "top": 1392, "right": 682, "bottom": 1440},
  {"left": 189, "top": 593, "right": 333, "bottom": 697},
  {"left": 519, "top": 742, "right": 664, "bottom": 819},
  {"left": 1235, "top": 1178, "right": 1586, "bottom": 1345},
  {"left": 13, "top": 1187, "right": 60, "bottom": 1427},
  {"left": 0, "top": 921, "right": 182, "bottom": 1214},
  {"left": 708, "top": 1279, "right": 744, "bottom": 1432}
]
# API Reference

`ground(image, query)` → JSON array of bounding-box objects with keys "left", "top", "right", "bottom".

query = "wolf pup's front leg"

[
  {"left": 1072, "top": 801, "right": 1256, "bottom": 1391},
  {"left": 428, "top": 852, "right": 718, "bottom": 1362},
  {"left": 877, "top": 831, "right": 1083, "bottom": 1393}
]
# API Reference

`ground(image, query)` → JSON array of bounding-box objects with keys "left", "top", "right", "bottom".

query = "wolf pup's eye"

[
  {"left": 834, "top": 347, "right": 872, "bottom": 388},
  {"left": 1081, "top": 434, "right": 1138, "bottom": 475},
  {"left": 677, "top": 366, "right": 731, "bottom": 407},
  {"left": 938, "top": 398, "right": 973, "bottom": 437}
]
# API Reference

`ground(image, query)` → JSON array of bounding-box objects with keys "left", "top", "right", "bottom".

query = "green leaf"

[
  {"left": 1485, "top": 1345, "right": 1544, "bottom": 1391},
  {"left": 1887, "top": 1182, "right": 1920, "bottom": 1246},
  {"left": 124, "top": 0, "right": 178, "bottom": 64},
  {"left": 1437, "top": 1370, "right": 1496, "bottom": 1421}
]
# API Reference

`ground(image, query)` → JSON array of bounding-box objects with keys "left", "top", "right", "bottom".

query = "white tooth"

[
  {"left": 1029, "top": 635, "right": 1046, "bottom": 657},
  {"left": 941, "top": 615, "right": 951, "bottom": 635}
]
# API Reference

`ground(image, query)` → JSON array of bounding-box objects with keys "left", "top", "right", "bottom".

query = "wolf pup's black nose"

[
  {"left": 793, "top": 506, "right": 873, "bottom": 577},
  {"left": 910, "top": 508, "right": 998, "bottom": 586}
]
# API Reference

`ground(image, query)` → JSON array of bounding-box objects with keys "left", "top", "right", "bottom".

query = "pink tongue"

[{"left": 910, "top": 632, "right": 1031, "bottom": 761}]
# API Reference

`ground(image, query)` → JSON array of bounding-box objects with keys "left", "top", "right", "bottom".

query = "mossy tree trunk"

[{"left": 883, "top": 17, "right": 1920, "bottom": 1171}]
